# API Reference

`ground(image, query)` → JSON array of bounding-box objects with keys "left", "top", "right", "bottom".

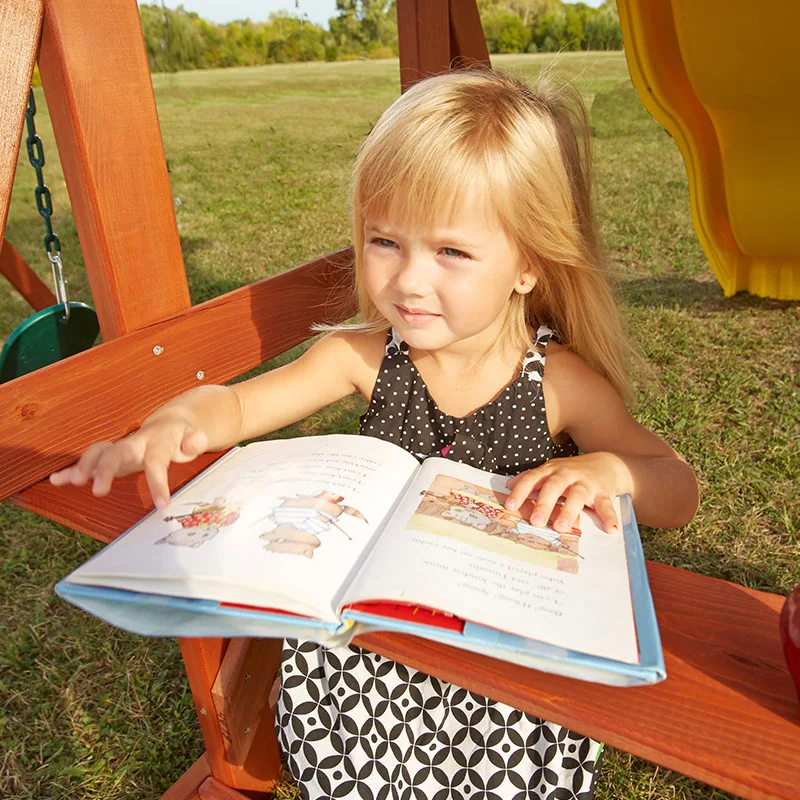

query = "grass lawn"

[{"left": 1, "top": 53, "right": 798, "bottom": 799}]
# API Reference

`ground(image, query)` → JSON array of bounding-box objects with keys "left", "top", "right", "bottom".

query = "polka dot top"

[{"left": 359, "top": 324, "right": 579, "bottom": 474}]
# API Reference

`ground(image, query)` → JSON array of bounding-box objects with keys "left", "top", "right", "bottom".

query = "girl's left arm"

[{"left": 505, "top": 347, "right": 700, "bottom": 534}]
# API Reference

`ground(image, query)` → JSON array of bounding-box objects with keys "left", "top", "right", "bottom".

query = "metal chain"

[{"left": 25, "top": 88, "right": 70, "bottom": 319}]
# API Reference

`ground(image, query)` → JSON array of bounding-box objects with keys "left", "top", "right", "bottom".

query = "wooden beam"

[
  {"left": 211, "top": 639, "right": 283, "bottom": 767},
  {"left": 180, "top": 638, "right": 280, "bottom": 794},
  {"left": 449, "top": 0, "right": 490, "bottom": 68},
  {"left": 0, "top": 240, "right": 58, "bottom": 311},
  {"left": 38, "top": 0, "right": 191, "bottom": 339},
  {"left": 181, "top": 639, "right": 239, "bottom": 790},
  {"left": 396, "top": 0, "right": 451, "bottom": 91},
  {"left": 0, "top": 248, "right": 355, "bottom": 501},
  {"left": 0, "top": 0, "right": 42, "bottom": 244},
  {"left": 355, "top": 563, "right": 800, "bottom": 800}
]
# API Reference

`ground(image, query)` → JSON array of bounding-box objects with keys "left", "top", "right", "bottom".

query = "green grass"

[{"left": 1, "top": 53, "right": 798, "bottom": 799}]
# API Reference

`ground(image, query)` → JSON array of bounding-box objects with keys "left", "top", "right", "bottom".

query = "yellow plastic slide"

[{"left": 618, "top": 0, "right": 800, "bottom": 299}]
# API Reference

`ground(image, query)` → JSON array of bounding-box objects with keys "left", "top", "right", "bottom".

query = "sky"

[
  {"left": 140, "top": 1, "right": 343, "bottom": 28},
  {"left": 140, "top": 1, "right": 604, "bottom": 29}
]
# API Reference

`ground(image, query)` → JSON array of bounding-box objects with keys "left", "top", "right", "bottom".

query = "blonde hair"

[{"left": 342, "top": 68, "right": 633, "bottom": 402}]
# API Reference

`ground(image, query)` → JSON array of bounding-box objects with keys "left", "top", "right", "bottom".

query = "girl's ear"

[{"left": 514, "top": 267, "right": 538, "bottom": 295}]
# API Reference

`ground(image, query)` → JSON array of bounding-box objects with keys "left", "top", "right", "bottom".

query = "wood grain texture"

[
  {"left": 159, "top": 753, "right": 210, "bottom": 800},
  {"left": 180, "top": 639, "right": 240, "bottom": 789},
  {"left": 0, "top": 0, "right": 42, "bottom": 244},
  {"left": 0, "top": 248, "right": 356, "bottom": 501},
  {"left": 38, "top": 0, "right": 191, "bottom": 339},
  {"left": 210, "top": 639, "right": 283, "bottom": 767},
  {"left": 355, "top": 562, "right": 799, "bottom": 800},
  {"left": 397, "top": 0, "right": 451, "bottom": 91},
  {"left": 449, "top": 0, "right": 491, "bottom": 68},
  {"left": 0, "top": 240, "right": 57, "bottom": 311},
  {"left": 12, "top": 452, "right": 224, "bottom": 542}
]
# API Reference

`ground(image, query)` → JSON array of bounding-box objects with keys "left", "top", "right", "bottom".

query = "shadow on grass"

[{"left": 619, "top": 274, "right": 799, "bottom": 312}]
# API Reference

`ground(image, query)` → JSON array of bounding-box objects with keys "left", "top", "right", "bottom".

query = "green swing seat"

[{"left": 0, "top": 301, "right": 99, "bottom": 384}]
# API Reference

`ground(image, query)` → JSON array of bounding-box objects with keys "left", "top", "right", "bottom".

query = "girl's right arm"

[{"left": 50, "top": 332, "right": 382, "bottom": 508}]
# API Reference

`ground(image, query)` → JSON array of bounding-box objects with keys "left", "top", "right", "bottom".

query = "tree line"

[{"left": 137, "top": 1, "right": 622, "bottom": 73}]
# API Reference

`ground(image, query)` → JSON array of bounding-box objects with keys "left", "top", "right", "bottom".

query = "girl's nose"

[{"left": 394, "top": 255, "right": 430, "bottom": 295}]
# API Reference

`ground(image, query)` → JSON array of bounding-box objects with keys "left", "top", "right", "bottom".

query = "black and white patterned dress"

[{"left": 277, "top": 325, "right": 604, "bottom": 800}]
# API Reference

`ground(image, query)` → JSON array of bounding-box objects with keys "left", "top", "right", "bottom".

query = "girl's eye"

[
  {"left": 441, "top": 247, "right": 470, "bottom": 259},
  {"left": 372, "top": 237, "right": 397, "bottom": 248}
]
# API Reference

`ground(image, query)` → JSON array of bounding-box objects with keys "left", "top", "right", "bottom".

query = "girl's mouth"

[{"left": 396, "top": 305, "right": 440, "bottom": 326}]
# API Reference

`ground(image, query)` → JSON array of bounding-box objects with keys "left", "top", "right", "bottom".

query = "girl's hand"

[
  {"left": 49, "top": 416, "right": 209, "bottom": 510},
  {"left": 504, "top": 453, "right": 627, "bottom": 535}
]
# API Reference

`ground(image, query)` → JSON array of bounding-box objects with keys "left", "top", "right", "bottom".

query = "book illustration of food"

[
  {"left": 259, "top": 490, "right": 368, "bottom": 559},
  {"left": 155, "top": 497, "right": 241, "bottom": 548},
  {"left": 410, "top": 476, "right": 582, "bottom": 574}
]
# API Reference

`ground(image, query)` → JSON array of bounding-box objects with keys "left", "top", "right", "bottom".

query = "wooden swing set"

[{"left": 0, "top": 1, "right": 797, "bottom": 798}]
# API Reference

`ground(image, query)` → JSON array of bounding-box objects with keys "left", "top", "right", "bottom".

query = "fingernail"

[
  {"left": 555, "top": 519, "right": 568, "bottom": 531},
  {"left": 532, "top": 514, "right": 545, "bottom": 526},
  {"left": 155, "top": 497, "right": 167, "bottom": 510},
  {"left": 505, "top": 499, "right": 518, "bottom": 511}
]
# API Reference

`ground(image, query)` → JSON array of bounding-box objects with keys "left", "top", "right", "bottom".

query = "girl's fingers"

[
  {"left": 50, "top": 442, "right": 112, "bottom": 487},
  {"left": 505, "top": 457, "right": 620, "bottom": 535},
  {"left": 50, "top": 423, "right": 194, "bottom": 507},
  {"left": 529, "top": 475, "right": 570, "bottom": 529},
  {"left": 142, "top": 436, "right": 180, "bottom": 509},
  {"left": 504, "top": 468, "right": 548, "bottom": 511},
  {"left": 551, "top": 484, "right": 589, "bottom": 532},
  {"left": 593, "top": 494, "right": 620, "bottom": 534},
  {"left": 90, "top": 442, "right": 135, "bottom": 496}
]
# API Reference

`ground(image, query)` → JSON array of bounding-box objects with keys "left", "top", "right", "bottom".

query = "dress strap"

[
  {"left": 385, "top": 327, "right": 409, "bottom": 357},
  {"left": 534, "top": 324, "right": 556, "bottom": 347},
  {"left": 520, "top": 324, "right": 555, "bottom": 384}
]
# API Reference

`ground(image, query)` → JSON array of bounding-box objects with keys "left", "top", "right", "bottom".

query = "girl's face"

[{"left": 362, "top": 195, "right": 535, "bottom": 355}]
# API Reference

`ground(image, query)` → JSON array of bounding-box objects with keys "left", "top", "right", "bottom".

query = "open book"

[{"left": 56, "top": 434, "right": 665, "bottom": 687}]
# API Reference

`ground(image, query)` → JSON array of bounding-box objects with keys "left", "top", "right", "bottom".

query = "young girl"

[{"left": 52, "top": 69, "right": 699, "bottom": 798}]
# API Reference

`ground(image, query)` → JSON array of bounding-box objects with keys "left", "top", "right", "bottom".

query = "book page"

[
  {"left": 343, "top": 458, "right": 639, "bottom": 663},
  {"left": 67, "top": 435, "right": 419, "bottom": 622}
]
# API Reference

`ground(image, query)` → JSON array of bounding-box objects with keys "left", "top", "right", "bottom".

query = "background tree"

[
  {"left": 583, "top": 2, "right": 624, "bottom": 50},
  {"left": 137, "top": 1, "right": 621, "bottom": 73},
  {"left": 330, "top": 0, "right": 398, "bottom": 58}
]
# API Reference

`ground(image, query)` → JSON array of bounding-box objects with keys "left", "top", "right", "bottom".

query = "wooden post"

[
  {"left": 38, "top": 0, "right": 191, "bottom": 339},
  {"left": 449, "top": 0, "right": 491, "bottom": 68},
  {"left": 396, "top": 0, "right": 451, "bottom": 91},
  {"left": 210, "top": 639, "right": 283, "bottom": 767},
  {"left": 396, "top": 0, "right": 490, "bottom": 92},
  {"left": 180, "top": 638, "right": 282, "bottom": 794}
]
